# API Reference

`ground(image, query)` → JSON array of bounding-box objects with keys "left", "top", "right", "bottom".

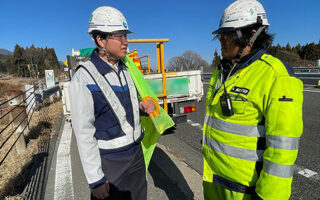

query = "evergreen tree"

[
  {"left": 285, "top": 43, "right": 292, "bottom": 51},
  {"left": 211, "top": 50, "right": 221, "bottom": 71},
  {"left": 9, "top": 44, "right": 61, "bottom": 78},
  {"left": 300, "top": 42, "right": 320, "bottom": 61},
  {"left": 293, "top": 43, "right": 301, "bottom": 54},
  {"left": 12, "top": 44, "right": 25, "bottom": 76}
]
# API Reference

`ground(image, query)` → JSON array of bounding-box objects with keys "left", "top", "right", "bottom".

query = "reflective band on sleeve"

[
  {"left": 81, "top": 61, "right": 141, "bottom": 150},
  {"left": 267, "top": 135, "right": 300, "bottom": 150},
  {"left": 263, "top": 159, "right": 294, "bottom": 178},
  {"left": 205, "top": 115, "right": 265, "bottom": 137},
  {"left": 203, "top": 135, "right": 264, "bottom": 161}
]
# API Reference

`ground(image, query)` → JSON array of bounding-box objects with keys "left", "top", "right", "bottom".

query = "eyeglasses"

[
  {"left": 109, "top": 34, "right": 128, "bottom": 42},
  {"left": 217, "top": 32, "right": 236, "bottom": 41}
]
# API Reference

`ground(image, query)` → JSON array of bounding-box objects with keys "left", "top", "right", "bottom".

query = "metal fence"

[
  {"left": 0, "top": 85, "right": 38, "bottom": 166},
  {"left": 0, "top": 82, "right": 61, "bottom": 199}
]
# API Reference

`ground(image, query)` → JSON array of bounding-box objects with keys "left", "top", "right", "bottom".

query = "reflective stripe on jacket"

[
  {"left": 80, "top": 60, "right": 141, "bottom": 150},
  {"left": 202, "top": 53, "right": 303, "bottom": 200}
]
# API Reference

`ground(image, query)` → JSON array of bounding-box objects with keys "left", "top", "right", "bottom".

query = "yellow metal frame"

[
  {"left": 138, "top": 55, "right": 151, "bottom": 75},
  {"left": 128, "top": 39, "right": 169, "bottom": 112}
]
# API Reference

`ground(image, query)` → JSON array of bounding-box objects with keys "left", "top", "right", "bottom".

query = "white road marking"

[
  {"left": 298, "top": 169, "right": 318, "bottom": 178},
  {"left": 54, "top": 121, "right": 74, "bottom": 200},
  {"left": 191, "top": 123, "right": 201, "bottom": 127},
  {"left": 187, "top": 119, "right": 203, "bottom": 131},
  {"left": 295, "top": 165, "right": 320, "bottom": 181}
]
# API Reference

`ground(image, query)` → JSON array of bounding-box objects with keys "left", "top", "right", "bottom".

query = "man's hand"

[
  {"left": 139, "top": 100, "right": 155, "bottom": 114},
  {"left": 91, "top": 180, "right": 110, "bottom": 199}
]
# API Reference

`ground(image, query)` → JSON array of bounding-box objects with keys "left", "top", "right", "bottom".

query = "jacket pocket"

[
  {"left": 232, "top": 100, "right": 248, "bottom": 114},
  {"left": 231, "top": 96, "right": 250, "bottom": 114}
]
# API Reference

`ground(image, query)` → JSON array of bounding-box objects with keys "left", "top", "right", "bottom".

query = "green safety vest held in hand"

[
  {"left": 202, "top": 53, "right": 303, "bottom": 200},
  {"left": 122, "top": 55, "right": 175, "bottom": 170}
]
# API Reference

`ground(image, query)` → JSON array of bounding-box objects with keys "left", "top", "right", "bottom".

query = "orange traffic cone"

[
  {"left": 128, "top": 51, "right": 134, "bottom": 61},
  {"left": 133, "top": 49, "right": 144, "bottom": 74}
]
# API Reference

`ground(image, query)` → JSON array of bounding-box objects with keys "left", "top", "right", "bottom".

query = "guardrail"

[
  {"left": 0, "top": 82, "right": 61, "bottom": 199},
  {"left": 203, "top": 73, "right": 212, "bottom": 81},
  {"left": 293, "top": 67, "right": 320, "bottom": 73}
]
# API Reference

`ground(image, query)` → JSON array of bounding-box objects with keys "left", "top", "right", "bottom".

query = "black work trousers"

[{"left": 91, "top": 145, "right": 147, "bottom": 200}]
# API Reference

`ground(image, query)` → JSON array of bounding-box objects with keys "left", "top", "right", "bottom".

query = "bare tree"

[
  {"left": 167, "top": 50, "right": 209, "bottom": 71},
  {"left": 167, "top": 56, "right": 184, "bottom": 71}
]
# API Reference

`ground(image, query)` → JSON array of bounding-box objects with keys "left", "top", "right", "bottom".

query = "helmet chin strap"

[
  {"left": 98, "top": 47, "right": 117, "bottom": 63},
  {"left": 96, "top": 37, "right": 118, "bottom": 63},
  {"left": 232, "top": 26, "right": 266, "bottom": 64}
]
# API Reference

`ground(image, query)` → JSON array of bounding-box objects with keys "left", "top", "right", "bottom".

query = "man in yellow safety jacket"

[{"left": 202, "top": 0, "right": 303, "bottom": 199}]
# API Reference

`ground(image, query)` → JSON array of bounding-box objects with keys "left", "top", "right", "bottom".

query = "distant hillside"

[{"left": 0, "top": 48, "right": 13, "bottom": 55}]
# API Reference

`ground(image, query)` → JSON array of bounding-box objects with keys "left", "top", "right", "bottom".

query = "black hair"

[
  {"left": 213, "top": 24, "right": 275, "bottom": 52},
  {"left": 236, "top": 24, "right": 274, "bottom": 50},
  {"left": 90, "top": 30, "right": 110, "bottom": 48}
]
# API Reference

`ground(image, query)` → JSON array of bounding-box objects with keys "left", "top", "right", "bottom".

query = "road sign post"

[{"left": 45, "top": 70, "right": 55, "bottom": 102}]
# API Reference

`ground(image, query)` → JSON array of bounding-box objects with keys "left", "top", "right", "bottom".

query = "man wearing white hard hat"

[
  {"left": 69, "top": 6, "right": 153, "bottom": 200},
  {"left": 202, "top": 0, "right": 303, "bottom": 199}
]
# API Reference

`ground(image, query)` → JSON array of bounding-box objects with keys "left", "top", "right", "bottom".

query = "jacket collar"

[
  {"left": 220, "top": 49, "right": 266, "bottom": 78},
  {"left": 237, "top": 48, "right": 264, "bottom": 67},
  {"left": 90, "top": 49, "right": 126, "bottom": 75}
]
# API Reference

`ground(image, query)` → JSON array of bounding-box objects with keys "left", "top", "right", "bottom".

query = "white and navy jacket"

[{"left": 69, "top": 50, "right": 143, "bottom": 189}]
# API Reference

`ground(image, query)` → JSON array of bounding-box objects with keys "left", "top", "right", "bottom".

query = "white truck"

[
  {"left": 143, "top": 70, "right": 203, "bottom": 123},
  {"left": 63, "top": 39, "right": 203, "bottom": 123}
]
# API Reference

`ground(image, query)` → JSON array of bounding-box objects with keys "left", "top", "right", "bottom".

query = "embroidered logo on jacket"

[{"left": 231, "top": 86, "right": 250, "bottom": 95}]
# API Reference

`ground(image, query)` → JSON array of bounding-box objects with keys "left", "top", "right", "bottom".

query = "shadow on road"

[{"left": 149, "top": 146, "right": 194, "bottom": 200}]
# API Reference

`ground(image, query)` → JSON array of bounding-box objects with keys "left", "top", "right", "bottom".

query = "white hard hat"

[
  {"left": 88, "top": 6, "right": 132, "bottom": 34},
  {"left": 213, "top": 0, "right": 269, "bottom": 34}
]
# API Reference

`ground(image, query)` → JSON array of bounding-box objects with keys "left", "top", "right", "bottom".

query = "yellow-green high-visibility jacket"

[
  {"left": 122, "top": 55, "right": 175, "bottom": 171},
  {"left": 202, "top": 52, "right": 303, "bottom": 200}
]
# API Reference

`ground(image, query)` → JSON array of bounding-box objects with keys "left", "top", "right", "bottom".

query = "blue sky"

[{"left": 1, "top": 0, "right": 320, "bottom": 69}]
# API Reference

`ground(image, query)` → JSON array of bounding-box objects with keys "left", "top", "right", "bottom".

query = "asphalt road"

[
  {"left": 45, "top": 83, "right": 320, "bottom": 200},
  {"left": 45, "top": 121, "right": 188, "bottom": 200},
  {"left": 158, "top": 83, "right": 320, "bottom": 200}
]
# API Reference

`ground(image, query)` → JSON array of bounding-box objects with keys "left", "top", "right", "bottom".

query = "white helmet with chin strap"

[
  {"left": 213, "top": 0, "right": 269, "bottom": 61},
  {"left": 88, "top": 6, "right": 132, "bottom": 35},
  {"left": 88, "top": 6, "right": 131, "bottom": 61},
  {"left": 213, "top": 0, "right": 269, "bottom": 34}
]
